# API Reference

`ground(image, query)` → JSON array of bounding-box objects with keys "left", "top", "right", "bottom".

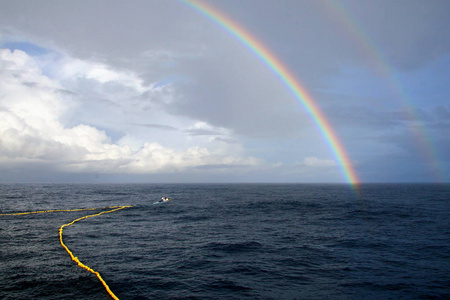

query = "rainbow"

[
  {"left": 179, "top": 0, "right": 360, "bottom": 185},
  {"left": 322, "top": 1, "right": 445, "bottom": 182}
]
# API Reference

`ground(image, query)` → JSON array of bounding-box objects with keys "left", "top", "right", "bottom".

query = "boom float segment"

[
  {"left": 59, "top": 205, "right": 132, "bottom": 300},
  {"left": 0, "top": 206, "right": 125, "bottom": 216},
  {"left": 1, "top": 205, "right": 132, "bottom": 299}
]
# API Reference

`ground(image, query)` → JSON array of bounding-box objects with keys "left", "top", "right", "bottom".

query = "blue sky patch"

[{"left": 3, "top": 41, "right": 50, "bottom": 56}]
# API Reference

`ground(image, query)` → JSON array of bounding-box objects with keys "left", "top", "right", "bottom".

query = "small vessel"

[{"left": 153, "top": 197, "right": 172, "bottom": 204}]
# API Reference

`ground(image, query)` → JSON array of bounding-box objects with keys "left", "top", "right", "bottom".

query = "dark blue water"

[{"left": 0, "top": 184, "right": 449, "bottom": 299}]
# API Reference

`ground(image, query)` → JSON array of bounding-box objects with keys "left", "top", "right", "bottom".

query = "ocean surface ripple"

[{"left": 1, "top": 183, "right": 449, "bottom": 299}]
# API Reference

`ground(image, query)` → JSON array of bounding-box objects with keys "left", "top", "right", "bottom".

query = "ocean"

[{"left": 0, "top": 183, "right": 449, "bottom": 299}]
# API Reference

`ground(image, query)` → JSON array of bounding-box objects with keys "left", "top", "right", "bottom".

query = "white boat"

[{"left": 153, "top": 197, "right": 172, "bottom": 204}]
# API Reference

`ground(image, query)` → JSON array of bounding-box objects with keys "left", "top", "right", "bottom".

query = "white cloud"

[
  {"left": 185, "top": 121, "right": 231, "bottom": 136},
  {"left": 54, "top": 55, "right": 148, "bottom": 90},
  {"left": 0, "top": 48, "right": 261, "bottom": 176},
  {"left": 301, "top": 156, "right": 337, "bottom": 167}
]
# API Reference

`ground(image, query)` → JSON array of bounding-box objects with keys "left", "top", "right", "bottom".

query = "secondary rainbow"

[
  {"left": 179, "top": 0, "right": 359, "bottom": 185},
  {"left": 323, "top": 0, "right": 445, "bottom": 182}
]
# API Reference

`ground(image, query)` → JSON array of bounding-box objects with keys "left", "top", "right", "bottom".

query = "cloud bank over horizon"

[
  {"left": 0, "top": 48, "right": 268, "bottom": 181},
  {"left": 0, "top": 0, "right": 448, "bottom": 183}
]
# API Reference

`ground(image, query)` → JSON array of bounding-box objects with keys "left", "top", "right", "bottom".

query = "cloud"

[
  {"left": 0, "top": 1, "right": 448, "bottom": 183},
  {"left": 131, "top": 123, "right": 178, "bottom": 131},
  {"left": 300, "top": 157, "right": 337, "bottom": 167},
  {"left": 338, "top": 0, "right": 450, "bottom": 70},
  {"left": 184, "top": 121, "right": 230, "bottom": 136},
  {"left": 0, "top": 49, "right": 262, "bottom": 177}
]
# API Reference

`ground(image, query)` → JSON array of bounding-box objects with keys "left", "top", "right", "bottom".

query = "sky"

[{"left": 0, "top": 0, "right": 448, "bottom": 183}]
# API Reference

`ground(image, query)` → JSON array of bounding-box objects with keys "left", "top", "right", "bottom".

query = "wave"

[{"left": 202, "top": 241, "right": 263, "bottom": 253}]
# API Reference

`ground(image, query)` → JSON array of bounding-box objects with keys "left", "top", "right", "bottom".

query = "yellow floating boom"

[{"left": 1, "top": 205, "right": 133, "bottom": 299}]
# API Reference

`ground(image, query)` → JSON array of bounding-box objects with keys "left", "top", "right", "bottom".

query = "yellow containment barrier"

[
  {"left": 1, "top": 205, "right": 133, "bottom": 300},
  {"left": 0, "top": 207, "right": 100, "bottom": 216},
  {"left": 59, "top": 205, "right": 132, "bottom": 300}
]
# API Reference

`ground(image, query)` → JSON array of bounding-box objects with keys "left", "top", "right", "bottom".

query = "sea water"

[{"left": 0, "top": 183, "right": 449, "bottom": 299}]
